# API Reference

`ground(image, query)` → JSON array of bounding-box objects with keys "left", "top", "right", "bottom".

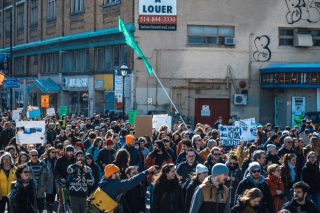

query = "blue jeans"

[{"left": 308, "top": 193, "right": 320, "bottom": 211}]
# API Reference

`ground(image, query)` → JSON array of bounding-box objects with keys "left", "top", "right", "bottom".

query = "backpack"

[{"left": 87, "top": 187, "right": 119, "bottom": 213}]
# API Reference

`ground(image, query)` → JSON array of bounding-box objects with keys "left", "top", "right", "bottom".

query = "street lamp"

[{"left": 120, "top": 64, "right": 128, "bottom": 120}]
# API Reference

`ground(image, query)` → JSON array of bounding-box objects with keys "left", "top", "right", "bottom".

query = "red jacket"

[
  {"left": 145, "top": 152, "right": 172, "bottom": 182},
  {"left": 265, "top": 175, "right": 285, "bottom": 212}
]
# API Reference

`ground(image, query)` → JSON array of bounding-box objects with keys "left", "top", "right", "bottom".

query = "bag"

[{"left": 87, "top": 187, "right": 118, "bottom": 213}]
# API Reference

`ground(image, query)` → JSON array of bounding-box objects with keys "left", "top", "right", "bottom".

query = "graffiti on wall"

[
  {"left": 253, "top": 36, "right": 271, "bottom": 62},
  {"left": 285, "top": 0, "right": 320, "bottom": 24}
]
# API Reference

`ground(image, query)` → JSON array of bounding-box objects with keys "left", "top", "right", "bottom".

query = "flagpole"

[{"left": 151, "top": 69, "right": 188, "bottom": 127}]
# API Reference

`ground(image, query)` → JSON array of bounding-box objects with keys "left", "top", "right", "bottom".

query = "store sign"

[
  {"left": 95, "top": 79, "right": 103, "bottom": 89},
  {"left": 115, "top": 76, "right": 123, "bottom": 103},
  {"left": 41, "top": 95, "right": 50, "bottom": 108},
  {"left": 3, "top": 77, "right": 20, "bottom": 89},
  {"left": 63, "top": 77, "right": 88, "bottom": 89},
  {"left": 139, "top": 0, "right": 177, "bottom": 31}
]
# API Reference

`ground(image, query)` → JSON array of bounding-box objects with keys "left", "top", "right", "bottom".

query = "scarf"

[
  {"left": 247, "top": 175, "right": 265, "bottom": 187},
  {"left": 18, "top": 177, "right": 32, "bottom": 184},
  {"left": 160, "top": 178, "right": 177, "bottom": 192},
  {"left": 288, "top": 162, "right": 296, "bottom": 182}
]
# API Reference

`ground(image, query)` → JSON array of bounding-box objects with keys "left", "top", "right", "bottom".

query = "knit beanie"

[
  {"left": 267, "top": 144, "right": 277, "bottom": 152},
  {"left": 104, "top": 164, "right": 120, "bottom": 178},
  {"left": 106, "top": 138, "right": 113, "bottom": 146},
  {"left": 65, "top": 145, "right": 74, "bottom": 152},
  {"left": 126, "top": 135, "right": 135, "bottom": 144},
  {"left": 211, "top": 163, "right": 229, "bottom": 177},
  {"left": 248, "top": 162, "right": 261, "bottom": 173},
  {"left": 196, "top": 164, "right": 209, "bottom": 174},
  {"left": 75, "top": 142, "right": 84, "bottom": 149},
  {"left": 75, "top": 150, "right": 84, "bottom": 157}
]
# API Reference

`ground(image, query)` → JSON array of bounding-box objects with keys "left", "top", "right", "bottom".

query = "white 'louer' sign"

[{"left": 139, "top": 0, "right": 177, "bottom": 15}]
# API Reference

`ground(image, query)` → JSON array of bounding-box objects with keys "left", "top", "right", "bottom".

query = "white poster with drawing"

[
  {"left": 16, "top": 121, "right": 46, "bottom": 144},
  {"left": 12, "top": 110, "right": 20, "bottom": 121},
  {"left": 46, "top": 108, "right": 56, "bottom": 116},
  {"left": 153, "top": 114, "right": 172, "bottom": 131},
  {"left": 234, "top": 118, "right": 257, "bottom": 141}
]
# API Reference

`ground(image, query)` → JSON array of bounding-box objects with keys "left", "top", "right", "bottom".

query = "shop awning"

[
  {"left": 260, "top": 63, "right": 320, "bottom": 73},
  {"left": 26, "top": 78, "right": 60, "bottom": 93}
]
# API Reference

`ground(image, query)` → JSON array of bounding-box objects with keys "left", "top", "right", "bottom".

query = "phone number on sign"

[{"left": 139, "top": 15, "right": 177, "bottom": 24}]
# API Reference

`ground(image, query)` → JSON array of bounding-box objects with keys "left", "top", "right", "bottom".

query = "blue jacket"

[{"left": 123, "top": 144, "right": 141, "bottom": 167}]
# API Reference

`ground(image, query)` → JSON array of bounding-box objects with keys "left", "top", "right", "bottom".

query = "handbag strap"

[{"left": 159, "top": 192, "right": 167, "bottom": 204}]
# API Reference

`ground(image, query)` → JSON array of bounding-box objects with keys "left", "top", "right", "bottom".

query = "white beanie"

[{"left": 196, "top": 164, "right": 209, "bottom": 174}]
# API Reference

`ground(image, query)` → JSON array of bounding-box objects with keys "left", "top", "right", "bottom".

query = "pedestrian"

[
  {"left": 265, "top": 164, "right": 285, "bottom": 212},
  {"left": 213, "top": 116, "right": 223, "bottom": 130},
  {"left": 205, "top": 147, "right": 225, "bottom": 175},
  {"left": 85, "top": 153, "right": 101, "bottom": 195},
  {"left": 283, "top": 181, "right": 320, "bottom": 213},
  {"left": 15, "top": 152, "right": 29, "bottom": 167},
  {"left": 189, "top": 163, "right": 230, "bottom": 213},
  {"left": 152, "top": 164, "right": 184, "bottom": 213},
  {"left": 277, "top": 136, "right": 296, "bottom": 158},
  {"left": 0, "top": 122, "right": 15, "bottom": 149},
  {"left": 0, "top": 152, "right": 16, "bottom": 213},
  {"left": 225, "top": 155, "right": 243, "bottom": 207},
  {"left": 266, "top": 144, "right": 280, "bottom": 165},
  {"left": 231, "top": 188, "right": 263, "bottom": 213},
  {"left": 87, "top": 137, "right": 103, "bottom": 161},
  {"left": 243, "top": 150, "right": 268, "bottom": 178},
  {"left": 176, "top": 148, "right": 198, "bottom": 183},
  {"left": 199, "top": 139, "right": 217, "bottom": 164},
  {"left": 67, "top": 150, "right": 95, "bottom": 213},
  {"left": 96, "top": 138, "right": 116, "bottom": 171},
  {"left": 280, "top": 153, "right": 298, "bottom": 202},
  {"left": 8, "top": 164, "right": 38, "bottom": 213},
  {"left": 123, "top": 134, "right": 141, "bottom": 168}
]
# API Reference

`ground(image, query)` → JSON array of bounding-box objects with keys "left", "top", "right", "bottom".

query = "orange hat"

[
  {"left": 126, "top": 135, "right": 135, "bottom": 144},
  {"left": 104, "top": 164, "right": 120, "bottom": 178},
  {"left": 106, "top": 138, "right": 113, "bottom": 146}
]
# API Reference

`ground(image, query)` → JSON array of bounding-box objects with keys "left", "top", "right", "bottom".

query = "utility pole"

[{"left": 9, "top": 2, "right": 13, "bottom": 111}]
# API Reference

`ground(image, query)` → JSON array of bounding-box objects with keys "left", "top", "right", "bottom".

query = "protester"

[
  {"left": 176, "top": 148, "right": 198, "bottom": 183},
  {"left": 85, "top": 153, "right": 100, "bottom": 195},
  {"left": 231, "top": 188, "right": 263, "bottom": 213},
  {"left": 123, "top": 134, "right": 141, "bottom": 168},
  {"left": 96, "top": 138, "right": 116, "bottom": 170},
  {"left": 87, "top": 137, "right": 103, "bottom": 161},
  {"left": 112, "top": 149, "right": 130, "bottom": 179},
  {"left": 280, "top": 153, "right": 298, "bottom": 202},
  {"left": 205, "top": 147, "right": 225, "bottom": 175},
  {"left": 199, "top": 139, "right": 217, "bottom": 164},
  {"left": 225, "top": 155, "right": 243, "bottom": 207}
]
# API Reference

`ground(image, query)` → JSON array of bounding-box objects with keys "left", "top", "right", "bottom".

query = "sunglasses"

[
  {"left": 213, "top": 153, "right": 221, "bottom": 156},
  {"left": 31, "top": 154, "right": 38, "bottom": 157},
  {"left": 23, "top": 171, "right": 30, "bottom": 174},
  {"left": 252, "top": 170, "right": 261, "bottom": 174},
  {"left": 229, "top": 162, "right": 237, "bottom": 165}
]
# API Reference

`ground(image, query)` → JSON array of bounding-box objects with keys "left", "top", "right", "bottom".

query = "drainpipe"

[{"left": 248, "top": 33, "right": 253, "bottom": 88}]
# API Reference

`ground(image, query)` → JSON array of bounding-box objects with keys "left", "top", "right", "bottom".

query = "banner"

[
  {"left": 152, "top": 114, "right": 172, "bottom": 131},
  {"left": 12, "top": 110, "right": 20, "bottom": 121},
  {"left": 128, "top": 110, "right": 137, "bottom": 124},
  {"left": 135, "top": 116, "right": 152, "bottom": 138},
  {"left": 16, "top": 121, "right": 46, "bottom": 144},
  {"left": 60, "top": 106, "right": 68, "bottom": 116},
  {"left": 41, "top": 95, "right": 50, "bottom": 108},
  {"left": 29, "top": 109, "right": 41, "bottom": 118},
  {"left": 46, "top": 108, "right": 56, "bottom": 116},
  {"left": 220, "top": 126, "right": 241, "bottom": 146},
  {"left": 234, "top": 118, "right": 257, "bottom": 141}
]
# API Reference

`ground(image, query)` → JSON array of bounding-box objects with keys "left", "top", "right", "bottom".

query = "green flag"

[{"left": 119, "top": 17, "right": 153, "bottom": 76}]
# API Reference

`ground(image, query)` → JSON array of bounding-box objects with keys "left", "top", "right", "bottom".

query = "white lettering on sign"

[
  {"left": 139, "top": 0, "right": 177, "bottom": 15},
  {"left": 67, "top": 78, "right": 88, "bottom": 88}
]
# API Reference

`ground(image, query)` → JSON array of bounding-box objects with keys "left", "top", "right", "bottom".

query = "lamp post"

[{"left": 120, "top": 64, "right": 128, "bottom": 120}]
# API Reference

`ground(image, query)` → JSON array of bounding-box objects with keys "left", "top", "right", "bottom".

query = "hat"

[
  {"left": 95, "top": 126, "right": 101, "bottom": 130},
  {"left": 104, "top": 164, "right": 120, "bottom": 178},
  {"left": 196, "top": 164, "right": 209, "bottom": 174},
  {"left": 284, "top": 136, "right": 293, "bottom": 143},
  {"left": 126, "top": 135, "right": 135, "bottom": 144},
  {"left": 257, "top": 125, "right": 264, "bottom": 129},
  {"left": 75, "top": 142, "right": 84, "bottom": 149},
  {"left": 267, "top": 144, "right": 277, "bottom": 152},
  {"left": 106, "top": 138, "right": 113, "bottom": 146},
  {"left": 75, "top": 150, "right": 84, "bottom": 157},
  {"left": 65, "top": 145, "right": 74, "bottom": 152},
  {"left": 211, "top": 163, "right": 229, "bottom": 177},
  {"left": 248, "top": 162, "right": 261, "bottom": 174}
]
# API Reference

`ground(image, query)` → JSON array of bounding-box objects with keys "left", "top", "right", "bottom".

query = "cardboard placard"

[{"left": 135, "top": 115, "right": 153, "bottom": 138}]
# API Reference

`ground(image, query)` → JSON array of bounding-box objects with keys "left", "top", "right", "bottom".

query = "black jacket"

[
  {"left": 122, "top": 183, "right": 146, "bottom": 213},
  {"left": 204, "top": 155, "right": 225, "bottom": 175},
  {"left": 231, "top": 201, "right": 259, "bottom": 213},
  {"left": 225, "top": 163, "right": 243, "bottom": 205},
  {"left": 46, "top": 129, "right": 57, "bottom": 145},
  {"left": 86, "top": 162, "right": 101, "bottom": 195},
  {"left": 283, "top": 199, "right": 320, "bottom": 213},
  {"left": 176, "top": 161, "right": 198, "bottom": 183},
  {"left": 123, "top": 145, "right": 141, "bottom": 167},
  {"left": 302, "top": 162, "right": 320, "bottom": 195},
  {"left": 0, "top": 128, "right": 15, "bottom": 148},
  {"left": 152, "top": 180, "right": 184, "bottom": 213},
  {"left": 96, "top": 147, "right": 116, "bottom": 170},
  {"left": 54, "top": 155, "right": 76, "bottom": 180},
  {"left": 185, "top": 178, "right": 201, "bottom": 212},
  {"left": 277, "top": 146, "right": 296, "bottom": 158},
  {"left": 265, "top": 153, "right": 280, "bottom": 165}
]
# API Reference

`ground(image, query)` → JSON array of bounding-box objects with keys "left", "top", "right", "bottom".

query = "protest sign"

[
  {"left": 60, "top": 106, "right": 68, "bottom": 116},
  {"left": 12, "top": 110, "right": 20, "bottom": 121},
  {"left": 220, "top": 125, "right": 241, "bottom": 146},
  {"left": 29, "top": 109, "right": 41, "bottom": 118},
  {"left": 46, "top": 108, "right": 56, "bottom": 116},
  {"left": 153, "top": 114, "right": 172, "bottom": 131},
  {"left": 234, "top": 118, "right": 257, "bottom": 141},
  {"left": 16, "top": 121, "right": 46, "bottom": 144},
  {"left": 41, "top": 95, "right": 50, "bottom": 108},
  {"left": 128, "top": 110, "right": 137, "bottom": 124},
  {"left": 135, "top": 116, "right": 152, "bottom": 138}
]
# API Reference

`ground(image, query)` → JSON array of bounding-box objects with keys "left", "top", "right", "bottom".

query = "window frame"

[
  {"left": 17, "top": 4, "right": 24, "bottom": 30},
  {"left": 30, "top": 0, "right": 38, "bottom": 25},
  {"left": 70, "top": 0, "right": 84, "bottom": 15},
  {"left": 311, "top": 29, "right": 320, "bottom": 47},
  {"left": 103, "top": 0, "right": 121, "bottom": 7},
  {"left": 279, "top": 28, "right": 294, "bottom": 46},
  {"left": 95, "top": 45, "right": 127, "bottom": 72},
  {"left": 47, "top": 0, "right": 56, "bottom": 21}
]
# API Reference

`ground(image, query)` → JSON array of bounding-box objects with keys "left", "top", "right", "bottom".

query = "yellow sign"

[
  {"left": 94, "top": 74, "right": 113, "bottom": 90},
  {"left": 41, "top": 95, "right": 50, "bottom": 108}
]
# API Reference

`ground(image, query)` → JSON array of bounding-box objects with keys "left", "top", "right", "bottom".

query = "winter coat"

[
  {"left": 225, "top": 163, "right": 243, "bottom": 205},
  {"left": 67, "top": 163, "right": 94, "bottom": 197},
  {"left": 145, "top": 152, "right": 173, "bottom": 182},
  {"left": 265, "top": 175, "right": 285, "bottom": 212},
  {"left": 122, "top": 183, "right": 146, "bottom": 213},
  {"left": 152, "top": 179, "right": 184, "bottom": 213},
  {"left": 199, "top": 147, "right": 211, "bottom": 164},
  {"left": 302, "top": 162, "right": 320, "bottom": 195},
  {"left": 123, "top": 145, "right": 141, "bottom": 167},
  {"left": 42, "top": 158, "right": 58, "bottom": 194},
  {"left": 266, "top": 153, "right": 280, "bottom": 165},
  {"left": 184, "top": 178, "right": 201, "bottom": 212},
  {"left": 204, "top": 155, "right": 225, "bottom": 175},
  {"left": 189, "top": 177, "right": 230, "bottom": 213},
  {"left": 45, "top": 129, "right": 57, "bottom": 145},
  {"left": 54, "top": 155, "right": 76, "bottom": 180},
  {"left": 283, "top": 199, "right": 320, "bottom": 213},
  {"left": 303, "top": 145, "right": 314, "bottom": 158},
  {"left": 231, "top": 201, "right": 259, "bottom": 213},
  {"left": 96, "top": 147, "right": 116, "bottom": 170},
  {"left": 27, "top": 160, "right": 52, "bottom": 198},
  {"left": 8, "top": 178, "right": 38, "bottom": 213},
  {"left": 176, "top": 161, "right": 198, "bottom": 183},
  {"left": 235, "top": 176, "right": 276, "bottom": 213},
  {"left": 277, "top": 146, "right": 296, "bottom": 158},
  {"left": 280, "top": 165, "right": 297, "bottom": 194},
  {"left": 87, "top": 146, "right": 103, "bottom": 161},
  {"left": 0, "top": 165, "right": 16, "bottom": 196}
]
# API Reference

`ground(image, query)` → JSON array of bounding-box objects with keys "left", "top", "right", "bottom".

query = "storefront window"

[
  {"left": 68, "top": 91, "right": 88, "bottom": 116},
  {"left": 14, "top": 90, "right": 24, "bottom": 109}
]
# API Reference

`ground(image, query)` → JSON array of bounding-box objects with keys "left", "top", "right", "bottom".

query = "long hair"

[
  {"left": 283, "top": 153, "right": 297, "bottom": 169},
  {"left": 8, "top": 137, "right": 21, "bottom": 155},
  {"left": 310, "top": 137, "right": 320, "bottom": 157},
  {"left": 153, "top": 164, "right": 180, "bottom": 186},
  {"left": 293, "top": 138, "right": 302, "bottom": 155},
  {"left": 0, "top": 152, "right": 14, "bottom": 166},
  {"left": 114, "top": 149, "right": 130, "bottom": 169},
  {"left": 46, "top": 147, "right": 57, "bottom": 160},
  {"left": 240, "top": 188, "right": 263, "bottom": 213},
  {"left": 17, "top": 152, "right": 29, "bottom": 165}
]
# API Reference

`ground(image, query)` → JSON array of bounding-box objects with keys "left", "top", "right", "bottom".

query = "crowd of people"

[{"left": 0, "top": 111, "right": 320, "bottom": 213}]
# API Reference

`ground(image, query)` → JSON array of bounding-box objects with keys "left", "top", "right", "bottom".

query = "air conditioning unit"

[
  {"left": 294, "top": 28, "right": 312, "bottom": 47},
  {"left": 224, "top": 37, "right": 235, "bottom": 46},
  {"left": 234, "top": 94, "right": 247, "bottom": 105}
]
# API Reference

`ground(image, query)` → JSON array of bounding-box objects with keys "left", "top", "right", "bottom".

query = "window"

[
  {"left": 85, "top": 49, "right": 90, "bottom": 71},
  {"left": 62, "top": 52, "right": 70, "bottom": 72},
  {"left": 187, "top": 25, "right": 234, "bottom": 45},
  {"left": 48, "top": 0, "right": 56, "bottom": 20},
  {"left": 42, "top": 53, "right": 59, "bottom": 73},
  {"left": 31, "top": 0, "right": 38, "bottom": 25},
  {"left": 311, "top": 29, "right": 320, "bottom": 46},
  {"left": 15, "top": 57, "right": 25, "bottom": 76},
  {"left": 5, "top": 9, "right": 11, "bottom": 33},
  {"left": 113, "top": 46, "right": 120, "bottom": 69},
  {"left": 71, "top": 0, "right": 84, "bottom": 14},
  {"left": 61, "top": 49, "right": 89, "bottom": 72},
  {"left": 103, "top": 0, "right": 120, "bottom": 6},
  {"left": 17, "top": 4, "right": 24, "bottom": 30},
  {"left": 95, "top": 46, "right": 126, "bottom": 71},
  {"left": 279, "top": 28, "right": 294, "bottom": 46},
  {"left": 79, "top": 50, "right": 85, "bottom": 72}
]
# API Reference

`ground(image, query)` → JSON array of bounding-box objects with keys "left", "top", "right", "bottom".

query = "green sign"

[
  {"left": 129, "top": 110, "right": 137, "bottom": 124},
  {"left": 60, "top": 106, "right": 68, "bottom": 117},
  {"left": 294, "top": 114, "right": 304, "bottom": 127}
]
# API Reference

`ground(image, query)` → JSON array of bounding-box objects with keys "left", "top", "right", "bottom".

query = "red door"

[{"left": 194, "top": 98, "right": 230, "bottom": 126}]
